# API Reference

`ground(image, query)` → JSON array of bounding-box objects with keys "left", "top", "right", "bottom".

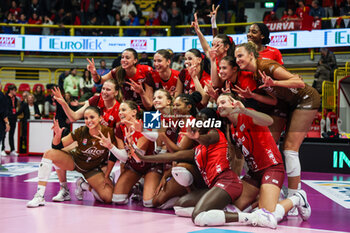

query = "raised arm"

[
  {"left": 192, "top": 13, "right": 211, "bottom": 58},
  {"left": 86, "top": 58, "right": 113, "bottom": 84},
  {"left": 52, "top": 86, "right": 89, "bottom": 122}
]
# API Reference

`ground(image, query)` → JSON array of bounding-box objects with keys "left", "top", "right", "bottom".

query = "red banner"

[{"left": 266, "top": 19, "right": 322, "bottom": 32}]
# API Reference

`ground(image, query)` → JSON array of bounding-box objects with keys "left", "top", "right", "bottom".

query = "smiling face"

[
  {"left": 173, "top": 97, "right": 190, "bottom": 115},
  {"left": 153, "top": 53, "right": 170, "bottom": 73},
  {"left": 84, "top": 109, "right": 101, "bottom": 130},
  {"left": 184, "top": 51, "right": 201, "bottom": 69},
  {"left": 235, "top": 46, "right": 254, "bottom": 71},
  {"left": 153, "top": 90, "right": 171, "bottom": 110},
  {"left": 212, "top": 37, "right": 227, "bottom": 56},
  {"left": 121, "top": 50, "right": 137, "bottom": 69},
  {"left": 219, "top": 59, "right": 237, "bottom": 81},
  {"left": 101, "top": 81, "right": 117, "bottom": 102},
  {"left": 118, "top": 102, "right": 136, "bottom": 123},
  {"left": 247, "top": 24, "right": 263, "bottom": 45},
  {"left": 217, "top": 95, "right": 234, "bottom": 117}
]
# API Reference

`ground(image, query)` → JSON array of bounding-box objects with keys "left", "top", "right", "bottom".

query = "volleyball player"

[
  {"left": 27, "top": 106, "right": 117, "bottom": 207},
  {"left": 235, "top": 42, "right": 320, "bottom": 210}
]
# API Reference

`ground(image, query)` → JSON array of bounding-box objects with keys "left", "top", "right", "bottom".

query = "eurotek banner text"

[{"left": 0, "top": 28, "right": 349, "bottom": 53}]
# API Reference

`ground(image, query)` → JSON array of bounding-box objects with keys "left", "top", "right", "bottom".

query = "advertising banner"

[{"left": 0, "top": 28, "right": 349, "bottom": 53}]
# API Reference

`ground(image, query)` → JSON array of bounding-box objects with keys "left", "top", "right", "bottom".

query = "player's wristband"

[{"left": 52, "top": 140, "right": 63, "bottom": 150}]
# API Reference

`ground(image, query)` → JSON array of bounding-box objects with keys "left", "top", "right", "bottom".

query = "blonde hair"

[{"left": 236, "top": 42, "right": 259, "bottom": 59}]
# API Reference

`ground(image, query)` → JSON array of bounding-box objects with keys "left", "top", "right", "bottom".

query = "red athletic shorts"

[
  {"left": 243, "top": 163, "right": 285, "bottom": 189},
  {"left": 212, "top": 169, "right": 243, "bottom": 202}
]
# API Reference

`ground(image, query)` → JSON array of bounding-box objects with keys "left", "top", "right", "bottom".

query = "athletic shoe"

[
  {"left": 251, "top": 208, "right": 277, "bottom": 229},
  {"left": 27, "top": 193, "right": 45, "bottom": 208},
  {"left": 52, "top": 187, "right": 71, "bottom": 202},
  {"left": 294, "top": 190, "right": 311, "bottom": 221},
  {"left": 1, "top": 150, "right": 7, "bottom": 156},
  {"left": 75, "top": 177, "right": 85, "bottom": 201},
  {"left": 288, "top": 206, "right": 299, "bottom": 216},
  {"left": 131, "top": 182, "right": 143, "bottom": 201},
  {"left": 9, "top": 150, "right": 18, "bottom": 156}
]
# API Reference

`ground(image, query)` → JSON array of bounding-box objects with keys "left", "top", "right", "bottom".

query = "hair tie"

[
  {"left": 227, "top": 36, "right": 233, "bottom": 44},
  {"left": 201, "top": 53, "right": 205, "bottom": 59},
  {"left": 137, "top": 105, "right": 141, "bottom": 112}
]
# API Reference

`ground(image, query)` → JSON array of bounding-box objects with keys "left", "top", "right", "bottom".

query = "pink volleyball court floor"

[{"left": 1, "top": 155, "right": 349, "bottom": 233}]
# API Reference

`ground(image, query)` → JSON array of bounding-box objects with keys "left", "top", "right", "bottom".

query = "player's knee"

[
  {"left": 171, "top": 166, "right": 193, "bottom": 187},
  {"left": 99, "top": 192, "right": 112, "bottom": 203},
  {"left": 43, "top": 149, "right": 55, "bottom": 159},
  {"left": 284, "top": 150, "right": 300, "bottom": 177}
]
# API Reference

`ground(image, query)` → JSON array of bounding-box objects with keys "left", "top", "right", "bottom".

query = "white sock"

[
  {"left": 173, "top": 206, "right": 194, "bottom": 217},
  {"left": 112, "top": 194, "right": 129, "bottom": 204},
  {"left": 60, "top": 182, "right": 68, "bottom": 190},
  {"left": 37, "top": 185, "right": 46, "bottom": 196},
  {"left": 238, "top": 213, "right": 254, "bottom": 224},
  {"left": 81, "top": 181, "right": 90, "bottom": 191},
  {"left": 289, "top": 195, "right": 300, "bottom": 207},
  {"left": 143, "top": 199, "right": 153, "bottom": 208},
  {"left": 273, "top": 204, "right": 285, "bottom": 222}
]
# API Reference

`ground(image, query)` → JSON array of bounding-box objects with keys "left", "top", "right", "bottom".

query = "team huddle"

[{"left": 26, "top": 11, "right": 319, "bottom": 229}]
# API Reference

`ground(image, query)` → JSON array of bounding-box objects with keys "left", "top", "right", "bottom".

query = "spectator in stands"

[
  {"left": 33, "top": 85, "right": 45, "bottom": 114},
  {"left": 9, "top": 0, "right": 21, "bottom": 19},
  {"left": 281, "top": 8, "right": 298, "bottom": 21},
  {"left": 340, "top": 0, "right": 350, "bottom": 16},
  {"left": 171, "top": 53, "right": 184, "bottom": 71},
  {"left": 80, "top": 0, "right": 95, "bottom": 25},
  {"left": 42, "top": 15, "right": 53, "bottom": 35},
  {"left": 112, "top": 0, "right": 123, "bottom": 13},
  {"left": 87, "top": 14, "right": 104, "bottom": 36},
  {"left": 81, "top": 68, "right": 94, "bottom": 91},
  {"left": 167, "top": 1, "right": 183, "bottom": 23},
  {"left": 296, "top": 0, "right": 311, "bottom": 19},
  {"left": 145, "top": 11, "right": 160, "bottom": 36},
  {"left": 125, "top": 11, "right": 140, "bottom": 36},
  {"left": 44, "top": 85, "right": 57, "bottom": 118},
  {"left": 322, "top": 0, "right": 334, "bottom": 17},
  {"left": 2, "top": 84, "right": 19, "bottom": 156},
  {"left": 0, "top": 79, "right": 10, "bottom": 157},
  {"left": 120, "top": 0, "right": 137, "bottom": 23},
  {"left": 138, "top": 52, "right": 152, "bottom": 67},
  {"left": 63, "top": 68, "right": 82, "bottom": 99},
  {"left": 26, "top": 0, "right": 44, "bottom": 19},
  {"left": 169, "top": 7, "right": 183, "bottom": 36},
  {"left": 18, "top": 13, "right": 28, "bottom": 24},
  {"left": 58, "top": 70, "right": 70, "bottom": 91},
  {"left": 95, "top": 0, "right": 109, "bottom": 26},
  {"left": 155, "top": 5, "right": 168, "bottom": 25},
  {"left": 313, "top": 48, "right": 337, "bottom": 93},
  {"left": 78, "top": 87, "right": 93, "bottom": 102},
  {"left": 310, "top": 1, "right": 326, "bottom": 20},
  {"left": 183, "top": 0, "right": 195, "bottom": 24},
  {"left": 114, "top": 11, "right": 125, "bottom": 27},
  {"left": 2, "top": 12, "right": 15, "bottom": 34},
  {"left": 28, "top": 11, "right": 42, "bottom": 35}
]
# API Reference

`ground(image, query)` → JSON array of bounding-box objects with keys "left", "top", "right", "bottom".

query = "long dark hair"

[
  {"left": 215, "top": 34, "right": 236, "bottom": 57},
  {"left": 176, "top": 91, "right": 202, "bottom": 117},
  {"left": 115, "top": 48, "right": 138, "bottom": 87}
]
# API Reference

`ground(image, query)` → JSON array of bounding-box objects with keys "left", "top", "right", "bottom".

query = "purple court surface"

[{"left": 1, "top": 155, "right": 349, "bottom": 233}]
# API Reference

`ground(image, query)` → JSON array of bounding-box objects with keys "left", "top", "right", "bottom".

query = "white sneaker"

[
  {"left": 52, "top": 187, "right": 71, "bottom": 202},
  {"left": 294, "top": 190, "right": 311, "bottom": 221},
  {"left": 75, "top": 177, "right": 85, "bottom": 201},
  {"left": 9, "top": 150, "right": 18, "bottom": 156},
  {"left": 251, "top": 208, "right": 277, "bottom": 229},
  {"left": 288, "top": 206, "right": 299, "bottom": 216},
  {"left": 27, "top": 193, "right": 45, "bottom": 208},
  {"left": 0, "top": 150, "right": 7, "bottom": 156}
]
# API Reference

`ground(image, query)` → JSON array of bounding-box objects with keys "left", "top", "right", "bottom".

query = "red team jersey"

[
  {"left": 259, "top": 46, "right": 284, "bottom": 65},
  {"left": 194, "top": 129, "right": 230, "bottom": 188},
  {"left": 230, "top": 112, "right": 283, "bottom": 173},
  {"left": 179, "top": 69, "right": 211, "bottom": 94},
  {"left": 88, "top": 94, "right": 121, "bottom": 127},
  {"left": 115, "top": 123, "right": 156, "bottom": 173},
  {"left": 145, "top": 69, "right": 179, "bottom": 93},
  {"left": 110, "top": 64, "right": 152, "bottom": 109}
]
